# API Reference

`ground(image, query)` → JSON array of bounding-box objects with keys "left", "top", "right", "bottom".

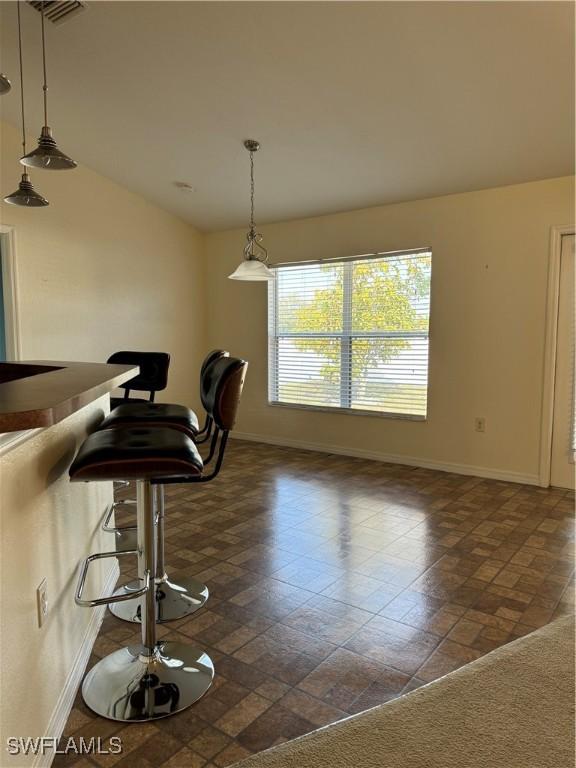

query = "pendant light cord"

[
  {"left": 41, "top": 0, "right": 48, "bottom": 125},
  {"left": 17, "top": 1, "right": 27, "bottom": 155},
  {"left": 243, "top": 141, "right": 268, "bottom": 263},
  {"left": 249, "top": 149, "right": 255, "bottom": 234}
]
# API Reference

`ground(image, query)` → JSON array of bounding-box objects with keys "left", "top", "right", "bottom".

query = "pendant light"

[
  {"left": 20, "top": 1, "right": 77, "bottom": 170},
  {"left": 229, "top": 139, "right": 274, "bottom": 281},
  {"left": 4, "top": 2, "right": 48, "bottom": 207}
]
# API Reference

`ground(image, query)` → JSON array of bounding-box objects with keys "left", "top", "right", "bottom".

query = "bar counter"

[{"left": 0, "top": 360, "right": 137, "bottom": 432}]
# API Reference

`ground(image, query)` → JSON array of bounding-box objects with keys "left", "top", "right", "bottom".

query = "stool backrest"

[
  {"left": 107, "top": 351, "right": 170, "bottom": 402},
  {"left": 157, "top": 356, "right": 249, "bottom": 486},
  {"left": 200, "top": 350, "right": 229, "bottom": 411},
  {"left": 203, "top": 357, "right": 248, "bottom": 431}
]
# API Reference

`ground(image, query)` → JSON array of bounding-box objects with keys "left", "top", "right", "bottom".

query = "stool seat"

[
  {"left": 102, "top": 402, "right": 200, "bottom": 438},
  {"left": 70, "top": 427, "right": 203, "bottom": 481}
]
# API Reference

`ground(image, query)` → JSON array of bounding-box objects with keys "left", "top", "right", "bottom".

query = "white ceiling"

[{"left": 0, "top": 1, "right": 573, "bottom": 231}]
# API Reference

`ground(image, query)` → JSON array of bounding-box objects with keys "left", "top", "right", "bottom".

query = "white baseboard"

[
  {"left": 33, "top": 561, "right": 120, "bottom": 768},
  {"left": 232, "top": 432, "right": 540, "bottom": 486}
]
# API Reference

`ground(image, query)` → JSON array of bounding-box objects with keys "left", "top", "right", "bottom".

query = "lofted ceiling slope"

[{"left": 0, "top": 1, "right": 573, "bottom": 231}]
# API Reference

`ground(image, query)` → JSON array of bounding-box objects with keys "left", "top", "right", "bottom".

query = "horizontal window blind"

[{"left": 268, "top": 249, "right": 432, "bottom": 417}]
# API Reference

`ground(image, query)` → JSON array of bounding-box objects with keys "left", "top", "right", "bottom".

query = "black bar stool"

[
  {"left": 100, "top": 356, "right": 248, "bottom": 624},
  {"left": 70, "top": 426, "right": 214, "bottom": 722},
  {"left": 107, "top": 350, "right": 171, "bottom": 497},
  {"left": 196, "top": 349, "right": 230, "bottom": 444},
  {"left": 105, "top": 349, "right": 227, "bottom": 520},
  {"left": 107, "top": 351, "right": 171, "bottom": 410},
  {"left": 100, "top": 356, "right": 248, "bottom": 623},
  {"left": 98, "top": 351, "right": 229, "bottom": 618},
  {"left": 105, "top": 349, "right": 228, "bottom": 441},
  {"left": 102, "top": 402, "right": 202, "bottom": 549}
]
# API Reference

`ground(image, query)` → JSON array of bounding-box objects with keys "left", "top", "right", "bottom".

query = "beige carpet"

[{"left": 234, "top": 616, "right": 575, "bottom": 768}]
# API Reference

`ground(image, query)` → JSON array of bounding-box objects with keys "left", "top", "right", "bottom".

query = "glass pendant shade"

[
  {"left": 228, "top": 259, "right": 274, "bottom": 281},
  {"left": 21, "top": 126, "right": 77, "bottom": 170},
  {"left": 4, "top": 172, "right": 49, "bottom": 207},
  {"left": 0, "top": 73, "right": 11, "bottom": 95}
]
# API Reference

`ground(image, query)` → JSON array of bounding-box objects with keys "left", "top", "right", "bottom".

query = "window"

[{"left": 268, "top": 248, "right": 432, "bottom": 418}]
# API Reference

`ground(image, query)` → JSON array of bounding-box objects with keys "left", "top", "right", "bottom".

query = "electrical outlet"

[
  {"left": 36, "top": 579, "right": 48, "bottom": 627},
  {"left": 474, "top": 417, "right": 486, "bottom": 433}
]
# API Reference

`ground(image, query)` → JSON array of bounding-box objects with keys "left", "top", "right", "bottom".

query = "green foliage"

[{"left": 288, "top": 258, "right": 430, "bottom": 385}]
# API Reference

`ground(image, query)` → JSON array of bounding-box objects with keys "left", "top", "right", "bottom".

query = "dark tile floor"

[{"left": 55, "top": 441, "right": 575, "bottom": 767}]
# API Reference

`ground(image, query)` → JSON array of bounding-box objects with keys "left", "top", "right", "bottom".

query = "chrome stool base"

[
  {"left": 82, "top": 641, "right": 214, "bottom": 722},
  {"left": 109, "top": 577, "right": 209, "bottom": 623}
]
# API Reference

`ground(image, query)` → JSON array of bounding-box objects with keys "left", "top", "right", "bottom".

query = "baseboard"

[
  {"left": 232, "top": 432, "right": 540, "bottom": 486},
  {"left": 33, "top": 561, "right": 120, "bottom": 768}
]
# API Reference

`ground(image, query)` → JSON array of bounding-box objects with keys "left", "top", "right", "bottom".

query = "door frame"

[
  {"left": 0, "top": 224, "right": 22, "bottom": 361},
  {"left": 539, "top": 224, "right": 575, "bottom": 487}
]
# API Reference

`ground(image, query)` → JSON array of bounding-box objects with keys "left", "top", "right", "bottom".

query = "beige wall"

[
  {"left": 204, "top": 176, "right": 575, "bottom": 483},
  {"left": 0, "top": 120, "right": 206, "bottom": 411},
  {"left": 0, "top": 398, "right": 114, "bottom": 766}
]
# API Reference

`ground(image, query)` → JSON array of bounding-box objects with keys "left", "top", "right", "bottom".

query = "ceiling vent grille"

[{"left": 27, "top": 1, "right": 87, "bottom": 25}]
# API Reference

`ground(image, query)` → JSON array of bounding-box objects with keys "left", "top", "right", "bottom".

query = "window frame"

[{"left": 267, "top": 247, "right": 432, "bottom": 421}]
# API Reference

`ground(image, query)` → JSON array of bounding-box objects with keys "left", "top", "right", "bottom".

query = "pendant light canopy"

[
  {"left": 20, "top": 1, "right": 77, "bottom": 170},
  {"left": 0, "top": 73, "right": 11, "bottom": 95},
  {"left": 228, "top": 139, "right": 274, "bottom": 281},
  {"left": 3, "top": 2, "right": 48, "bottom": 208}
]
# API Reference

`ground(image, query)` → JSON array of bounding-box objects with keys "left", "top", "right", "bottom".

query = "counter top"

[{"left": 0, "top": 360, "right": 138, "bottom": 432}]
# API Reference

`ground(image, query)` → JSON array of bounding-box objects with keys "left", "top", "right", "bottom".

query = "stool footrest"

[
  {"left": 102, "top": 503, "right": 137, "bottom": 534},
  {"left": 75, "top": 550, "right": 150, "bottom": 607}
]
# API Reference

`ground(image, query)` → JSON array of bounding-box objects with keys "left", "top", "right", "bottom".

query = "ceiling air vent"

[{"left": 27, "top": 1, "right": 87, "bottom": 25}]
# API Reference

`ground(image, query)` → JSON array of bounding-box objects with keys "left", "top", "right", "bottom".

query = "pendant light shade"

[
  {"left": 0, "top": 73, "right": 11, "bottom": 95},
  {"left": 21, "top": 125, "right": 77, "bottom": 169},
  {"left": 3, "top": 2, "right": 49, "bottom": 208},
  {"left": 229, "top": 259, "right": 274, "bottom": 281},
  {"left": 228, "top": 139, "right": 274, "bottom": 282},
  {"left": 21, "top": 1, "right": 76, "bottom": 171},
  {"left": 4, "top": 172, "right": 49, "bottom": 207}
]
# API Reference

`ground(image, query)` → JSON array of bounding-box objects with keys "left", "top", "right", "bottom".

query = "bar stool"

[
  {"left": 106, "top": 349, "right": 226, "bottom": 512},
  {"left": 104, "top": 349, "right": 228, "bottom": 443},
  {"left": 98, "top": 351, "right": 228, "bottom": 616},
  {"left": 102, "top": 356, "right": 248, "bottom": 624},
  {"left": 99, "top": 350, "right": 228, "bottom": 589},
  {"left": 107, "top": 351, "right": 171, "bottom": 499},
  {"left": 103, "top": 401, "right": 202, "bottom": 553},
  {"left": 70, "top": 426, "right": 214, "bottom": 721},
  {"left": 107, "top": 351, "right": 171, "bottom": 410},
  {"left": 195, "top": 349, "right": 230, "bottom": 444}
]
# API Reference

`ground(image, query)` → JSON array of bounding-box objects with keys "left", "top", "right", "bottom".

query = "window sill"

[{"left": 268, "top": 400, "right": 427, "bottom": 421}]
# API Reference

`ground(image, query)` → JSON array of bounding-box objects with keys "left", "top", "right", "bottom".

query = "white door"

[{"left": 550, "top": 234, "right": 575, "bottom": 489}]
